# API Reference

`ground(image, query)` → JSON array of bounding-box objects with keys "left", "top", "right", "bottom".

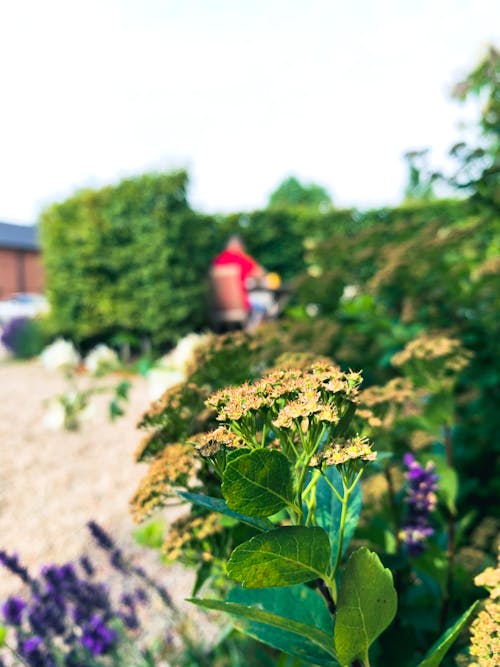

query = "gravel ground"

[{"left": 0, "top": 359, "right": 206, "bottom": 633}]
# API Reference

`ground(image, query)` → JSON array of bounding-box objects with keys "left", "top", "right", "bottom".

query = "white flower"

[
  {"left": 147, "top": 368, "right": 185, "bottom": 401},
  {"left": 42, "top": 401, "right": 66, "bottom": 430},
  {"left": 84, "top": 344, "right": 119, "bottom": 375},
  {"left": 40, "top": 338, "right": 80, "bottom": 372},
  {"left": 341, "top": 284, "right": 359, "bottom": 301},
  {"left": 166, "top": 333, "right": 209, "bottom": 372}
]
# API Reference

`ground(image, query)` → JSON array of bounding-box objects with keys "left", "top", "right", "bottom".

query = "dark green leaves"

[
  {"left": 222, "top": 449, "right": 295, "bottom": 517},
  {"left": 314, "top": 467, "right": 362, "bottom": 560},
  {"left": 176, "top": 490, "right": 271, "bottom": 532},
  {"left": 417, "top": 602, "right": 479, "bottom": 667},
  {"left": 334, "top": 547, "right": 397, "bottom": 666},
  {"left": 227, "top": 585, "right": 337, "bottom": 665},
  {"left": 189, "top": 597, "right": 338, "bottom": 665},
  {"left": 228, "top": 585, "right": 333, "bottom": 665},
  {"left": 227, "top": 526, "right": 331, "bottom": 587}
]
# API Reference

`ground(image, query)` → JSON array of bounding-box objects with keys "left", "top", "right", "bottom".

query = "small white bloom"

[
  {"left": 306, "top": 303, "right": 320, "bottom": 318},
  {"left": 341, "top": 285, "right": 359, "bottom": 301},
  {"left": 147, "top": 368, "right": 185, "bottom": 401},
  {"left": 166, "top": 333, "right": 209, "bottom": 372},
  {"left": 40, "top": 338, "right": 80, "bottom": 372},
  {"left": 84, "top": 344, "right": 119, "bottom": 375},
  {"left": 42, "top": 401, "right": 66, "bottom": 430}
]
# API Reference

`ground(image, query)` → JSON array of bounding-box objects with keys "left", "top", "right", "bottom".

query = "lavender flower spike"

[
  {"left": 1, "top": 596, "right": 26, "bottom": 625},
  {"left": 400, "top": 453, "right": 439, "bottom": 556}
]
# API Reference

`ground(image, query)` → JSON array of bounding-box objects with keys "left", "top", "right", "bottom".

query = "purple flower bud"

[
  {"left": 400, "top": 454, "right": 439, "bottom": 556},
  {"left": 87, "top": 522, "right": 114, "bottom": 551},
  {"left": 2, "top": 596, "right": 26, "bottom": 625},
  {"left": 80, "top": 615, "right": 117, "bottom": 656}
]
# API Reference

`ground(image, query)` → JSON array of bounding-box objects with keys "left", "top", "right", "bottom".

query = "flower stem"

[{"left": 333, "top": 481, "right": 351, "bottom": 576}]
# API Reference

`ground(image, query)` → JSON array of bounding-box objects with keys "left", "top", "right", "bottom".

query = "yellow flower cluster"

[
  {"left": 192, "top": 427, "right": 246, "bottom": 457},
  {"left": 469, "top": 549, "right": 500, "bottom": 666},
  {"left": 311, "top": 435, "right": 376, "bottom": 467},
  {"left": 130, "top": 443, "right": 196, "bottom": 522},
  {"left": 163, "top": 512, "right": 223, "bottom": 561},
  {"left": 391, "top": 334, "right": 471, "bottom": 372},
  {"left": 206, "top": 363, "right": 361, "bottom": 425}
]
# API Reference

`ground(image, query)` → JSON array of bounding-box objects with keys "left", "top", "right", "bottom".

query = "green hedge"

[{"left": 40, "top": 171, "right": 223, "bottom": 348}]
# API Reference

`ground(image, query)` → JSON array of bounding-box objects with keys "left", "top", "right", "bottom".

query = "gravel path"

[{"left": 0, "top": 360, "right": 193, "bottom": 606}]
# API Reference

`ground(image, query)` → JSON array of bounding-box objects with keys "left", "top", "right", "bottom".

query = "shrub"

[{"left": 0, "top": 317, "right": 47, "bottom": 359}]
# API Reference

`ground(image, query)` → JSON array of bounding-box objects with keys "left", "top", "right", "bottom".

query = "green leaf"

[
  {"left": 227, "top": 526, "right": 331, "bottom": 588},
  {"left": 314, "top": 467, "right": 362, "bottom": 561},
  {"left": 189, "top": 598, "right": 338, "bottom": 664},
  {"left": 176, "top": 490, "right": 271, "bottom": 532},
  {"left": 222, "top": 449, "right": 295, "bottom": 517},
  {"left": 434, "top": 460, "right": 458, "bottom": 515},
  {"left": 0, "top": 625, "right": 6, "bottom": 647},
  {"left": 133, "top": 518, "right": 165, "bottom": 549},
  {"left": 227, "top": 585, "right": 337, "bottom": 666},
  {"left": 115, "top": 379, "right": 131, "bottom": 399},
  {"left": 417, "top": 601, "right": 479, "bottom": 667},
  {"left": 334, "top": 547, "right": 397, "bottom": 666}
]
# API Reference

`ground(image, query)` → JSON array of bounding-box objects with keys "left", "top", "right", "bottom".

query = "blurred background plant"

[{"left": 39, "top": 338, "right": 130, "bottom": 430}]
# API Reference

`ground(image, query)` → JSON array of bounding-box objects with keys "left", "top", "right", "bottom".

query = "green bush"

[{"left": 40, "top": 171, "right": 222, "bottom": 349}]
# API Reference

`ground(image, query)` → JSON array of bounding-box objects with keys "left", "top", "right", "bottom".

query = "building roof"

[{"left": 0, "top": 222, "right": 39, "bottom": 251}]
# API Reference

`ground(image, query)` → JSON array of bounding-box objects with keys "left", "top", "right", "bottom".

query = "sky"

[{"left": 0, "top": 0, "right": 499, "bottom": 224}]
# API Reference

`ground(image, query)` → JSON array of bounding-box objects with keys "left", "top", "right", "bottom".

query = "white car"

[{"left": 0, "top": 293, "right": 49, "bottom": 325}]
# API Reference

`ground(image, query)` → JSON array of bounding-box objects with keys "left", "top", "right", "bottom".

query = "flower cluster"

[
  {"left": 39, "top": 338, "right": 80, "bottom": 372},
  {"left": 469, "top": 548, "right": 500, "bottom": 666},
  {"left": 311, "top": 435, "right": 376, "bottom": 468},
  {"left": 0, "top": 522, "right": 172, "bottom": 667},
  {"left": 130, "top": 443, "right": 197, "bottom": 522},
  {"left": 399, "top": 453, "right": 439, "bottom": 556},
  {"left": 84, "top": 344, "right": 119, "bottom": 375},
  {"left": 206, "top": 363, "right": 361, "bottom": 445},
  {"left": 391, "top": 334, "right": 471, "bottom": 381}
]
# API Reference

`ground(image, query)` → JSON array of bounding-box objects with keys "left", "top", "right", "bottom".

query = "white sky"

[{"left": 0, "top": 0, "right": 498, "bottom": 223}]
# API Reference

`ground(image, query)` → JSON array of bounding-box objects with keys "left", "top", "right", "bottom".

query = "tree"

[
  {"left": 450, "top": 45, "right": 500, "bottom": 208},
  {"left": 402, "top": 148, "right": 438, "bottom": 202},
  {"left": 267, "top": 176, "right": 333, "bottom": 211}
]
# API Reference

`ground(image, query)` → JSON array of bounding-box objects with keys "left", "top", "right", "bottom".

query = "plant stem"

[
  {"left": 439, "top": 422, "right": 456, "bottom": 631},
  {"left": 383, "top": 463, "right": 401, "bottom": 552},
  {"left": 315, "top": 578, "right": 336, "bottom": 616},
  {"left": 333, "top": 478, "right": 350, "bottom": 577}
]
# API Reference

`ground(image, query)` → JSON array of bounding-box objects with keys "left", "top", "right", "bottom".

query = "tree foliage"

[{"left": 268, "top": 176, "right": 333, "bottom": 211}]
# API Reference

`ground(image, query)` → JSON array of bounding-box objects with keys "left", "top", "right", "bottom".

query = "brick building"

[{"left": 0, "top": 222, "right": 44, "bottom": 299}]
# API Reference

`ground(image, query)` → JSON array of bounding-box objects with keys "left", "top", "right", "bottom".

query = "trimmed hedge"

[{"left": 40, "top": 171, "right": 223, "bottom": 348}]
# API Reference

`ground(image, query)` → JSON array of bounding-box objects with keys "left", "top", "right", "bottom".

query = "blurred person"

[{"left": 212, "top": 235, "right": 269, "bottom": 329}]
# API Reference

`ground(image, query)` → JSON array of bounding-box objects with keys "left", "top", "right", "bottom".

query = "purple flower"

[
  {"left": 400, "top": 453, "right": 439, "bottom": 556},
  {"left": 0, "top": 551, "right": 31, "bottom": 585},
  {"left": 2, "top": 596, "right": 26, "bottom": 625},
  {"left": 19, "top": 635, "right": 56, "bottom": 667},
  {"left": 80, "top": 615, "right": 117, "bottom": 656},
  {"left": 79, "top": 556, "right": 94, "bottom": 577},
  {"left": 87, "top": 522, "right": 114, "bottom": 551}
]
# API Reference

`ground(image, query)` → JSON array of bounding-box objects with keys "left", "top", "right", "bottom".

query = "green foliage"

[
  {"left": 176, "top": 491, "right": 271, "bottom": 532},
  {"left": 40, "top": 170, "right": 222, "bottom": 348},
  {"left": 189, "top": 598, "right": 337, "bottom": 665},
  {"left": 227, "top": 527, "right": 332, "bottom": 588},
  {"left": 334, "top": 548, "right": 397, "bottom": 667},
  {"left": 268, "top": 176, "right": 333, "bottom": 212},
  {"left": 222, "top": 449, "right": 296, "bottom": 517},
  {"left": 227, "top": 585, "right": 335, "bottom": 665},
  {"left": 416, "top": 602, "right": 479, "bottom": 667},
  {"left": 314, "top": 467, "right": 362, "bottom": 561}
]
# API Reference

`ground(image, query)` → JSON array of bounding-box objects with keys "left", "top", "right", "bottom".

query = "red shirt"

[{"left": 213, "top": 249, "right": 259, "bottom": 309}]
